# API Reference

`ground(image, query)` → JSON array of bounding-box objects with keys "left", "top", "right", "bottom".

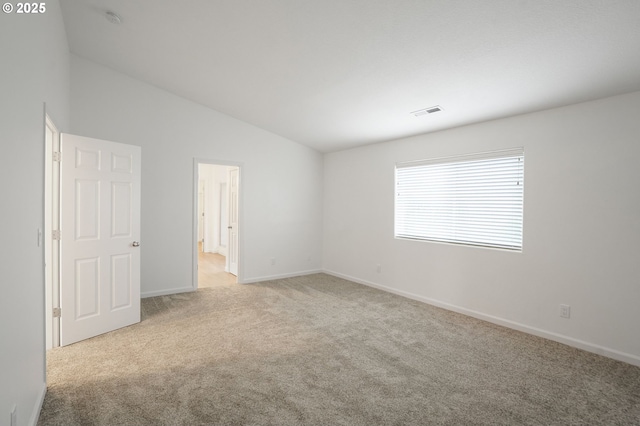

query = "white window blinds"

[{"left": 395, "top": 148, "right": 524, "bottom": 251}]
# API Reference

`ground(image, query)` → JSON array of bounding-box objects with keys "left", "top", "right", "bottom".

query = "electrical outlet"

[
  {"left": 560, "top": 304, "right": 571, "bottom": 319},
  {"left": 376, "top": 264, "right": 381, "bottom": 273},
  {"left": 270, "top": 258, "right": 276, "bottom": 266},
  {"left": 10, "top": 404, "right": 17, "bottom": 426}
]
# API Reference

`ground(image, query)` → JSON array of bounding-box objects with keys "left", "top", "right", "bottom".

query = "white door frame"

[
  {"left": 192, "top": 158, "right": 244, "bottom": 288},
  {"left": 198, "top": 179, "right": 205, "bottom": 249},
  {"left": 226, "top": 167, "right": 239, "bottom": 276},
  {"left": 44, "top": 112, "right": 61, "bottom": 349}
]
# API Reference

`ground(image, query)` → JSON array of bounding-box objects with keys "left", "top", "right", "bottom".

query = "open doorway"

[{"left": 195, "top": 162, "right": 240, "bottom": 288}]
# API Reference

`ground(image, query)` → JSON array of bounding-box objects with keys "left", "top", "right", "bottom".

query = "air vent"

[{"left": 411, "top": 106, "right": 443, "bottom": 117}]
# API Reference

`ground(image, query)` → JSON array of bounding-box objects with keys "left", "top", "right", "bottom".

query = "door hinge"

[
  {"left": 53, "top": 151, "right": 62, "bottom": 162},
  {"left": 53, "top": 307, "right": 61, "bottom": 318},
  {"left": 52, "top": 230, "right": 61, "bottom": 240}
]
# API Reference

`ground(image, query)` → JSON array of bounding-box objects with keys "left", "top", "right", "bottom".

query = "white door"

[
  {"left": 227, "top": 168, "right": 239, "bottom": 276},
  {"left": 60, "top": 133, "right": 141, "bottom": 346}
]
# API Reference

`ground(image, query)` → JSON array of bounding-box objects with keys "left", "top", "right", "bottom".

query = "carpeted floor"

[{"left": 38, "top": 273, "right": 640, "bottom": 425}]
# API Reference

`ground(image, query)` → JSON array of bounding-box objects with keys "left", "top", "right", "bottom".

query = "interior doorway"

[{"left": 195, "top": 162, "right": 240, "bottom": 288}]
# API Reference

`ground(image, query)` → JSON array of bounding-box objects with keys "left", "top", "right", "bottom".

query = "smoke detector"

[
  {"left": 105, "top": 11, "right": 122, "bottom": 25},
  {"left": 411, "top": 106, "right": 443, "bottom": 117}
]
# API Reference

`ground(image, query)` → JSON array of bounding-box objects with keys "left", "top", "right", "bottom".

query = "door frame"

[
  {"left": 44, "top": 112, "right": 61, "bottom": 349},
  {"left": 192, "top": 158, "right": 244, "bottom": 288},
  {"left": 197, "top": 178, "right": 206, "bottom": 250}
]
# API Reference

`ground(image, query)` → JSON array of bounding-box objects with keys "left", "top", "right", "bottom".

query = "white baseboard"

[
  {"left": 30, "top": 382, "right": 47, "bottom": 426},
  {"left": 241, "top": 269, "right": 323, "bottom": 284},
  {"left": 323, "top": 270, "right": 640, "bottom": 368},
  {"left": 141, "top": 286, "right": 195, "bottom": 298}
]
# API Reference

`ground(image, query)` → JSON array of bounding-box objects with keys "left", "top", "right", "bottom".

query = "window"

[{"left": 395, "top": 148, "right": 524, "bottom": 251}]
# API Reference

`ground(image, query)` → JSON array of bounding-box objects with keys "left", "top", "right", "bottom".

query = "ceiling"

[{"left": 59, "top": 0, "right": 640, "bottom": 153}]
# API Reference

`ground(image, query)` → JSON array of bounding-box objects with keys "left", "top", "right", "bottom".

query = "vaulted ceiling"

[{"left": 60, "top": 0, "right": 640, "bottom": 152}]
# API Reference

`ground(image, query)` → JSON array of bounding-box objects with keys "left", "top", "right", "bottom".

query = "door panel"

[
  {"left": 111, "top": 182, "right": 132, "bottom": 237},
  {"left": 75, "top": 257, "right": 99, "bottom": 319},
  {"left": 75, "top": 179, "right": 100, "bottom": 240},
  {"left": 60, "top": 133, "right": 141, "bottom": 346},
  {"left": 111, "top": 253, "right": 132, "bottom": 310}
]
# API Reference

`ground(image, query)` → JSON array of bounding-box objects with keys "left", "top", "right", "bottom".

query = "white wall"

[
  {"left": 323, "top": 91, "right": 640, "bottom": 366},
  {"left": 0, "top": 2, "right": 70, "bottom": 425},
  {"left": 69, "top": 55, "right": 323, "bottom": 295}
]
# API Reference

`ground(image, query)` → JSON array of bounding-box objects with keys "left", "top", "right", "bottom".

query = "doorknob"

[{"left": 132, "top": 241, "right": 140, "bottom": 247}]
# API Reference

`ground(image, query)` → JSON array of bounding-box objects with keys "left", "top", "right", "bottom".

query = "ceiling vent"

[{"left": 411, "top": 106, "right": 443, "bottom": 117}]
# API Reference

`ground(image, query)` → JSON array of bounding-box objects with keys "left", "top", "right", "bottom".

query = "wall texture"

[
  {"left": 323, "top": 91, "right": 640, "bottom": 366},
  {"left": 0, "top": 1, "right": 70, "bottom": 424},
  {"left": 69, "top": 55, "right": 324, "bottom": 295}
]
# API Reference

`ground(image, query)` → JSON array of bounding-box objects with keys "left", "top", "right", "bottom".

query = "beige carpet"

[{"left": 38, "top": 273, "right": 640, "bottom": 425}]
